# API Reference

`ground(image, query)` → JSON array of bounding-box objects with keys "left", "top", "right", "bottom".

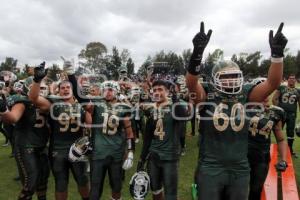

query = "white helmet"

[
  {"left": 101, "top": 81, "right": 120, "bottom": 93},
  {"left": 129, "top": 171, "right": 150, "bottom": 200},
  {"left": 68, "top": 136, "right": 90, "bottom": 162},
  {"left": 211, "top": 60, "right": 243, "bottom": 95},
  {"left": 39, "top": 82, "right": 49, "bottom": 97},
  {"left": 13, "top": 81, "right": 24, "bottom": 93}
]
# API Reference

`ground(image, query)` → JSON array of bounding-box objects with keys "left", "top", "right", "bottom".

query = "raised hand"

[
  {"left": 192, "top": 22, "right": 212, "bottom": 59},
  {"left": 33, "top": 61, "right": 48, "bottom": 83},
  {"left": 61, "top": 56, "right": 75, "bottom": 75},
  {"left": 187, "top": 22, "right": 212, "bottom": 75},
  {"left": 269, "top": 22, "right": 288, "bottom": 58}
]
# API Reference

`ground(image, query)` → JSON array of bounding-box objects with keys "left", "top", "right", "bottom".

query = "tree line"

[{"left": 1, "top": 41, "right": 299, "bottom": 81}]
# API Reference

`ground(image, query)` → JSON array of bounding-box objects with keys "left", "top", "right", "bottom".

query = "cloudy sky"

[{"left": 0, "top": 0, "right": 299, "bottom": 71}]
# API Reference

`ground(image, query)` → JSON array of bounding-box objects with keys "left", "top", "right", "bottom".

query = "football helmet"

[
  {"left": 68, "top": 136, "right": 90, "bottom": 162},
  {"left": 61, "top": 56, "right": 75, "bottom": 75},
  {"left": 129, "top": 86, "right": 141, "bottom": 102},
  {"left": 295, "top": 124, "right": 300, "bottom": 137},
  {"left": 0, "top": 71, "right": 17, "bottom": 83},
  {"left": 211, "top": 60, "right": 243, "bottom": 95},
  {"left": 39, "top": 81, "right": 49, "bottom": 97},
  {"left": 129, "top": 171, "right": 150, "bottom": 200},
  {"left": 101, "top": 81, "right": 120, "bottom": 92},
  {"left": 146, "top": 63, "right": 154, "bottom": 76},
  {"left": 23, "top": 76, "right": 34, "bottom": 95},
  {"left": 119, "top": 65, "right": 128, "bottom": 76},
  {"left": 13, "top": 81, "right": 24, "bottom": 93}
]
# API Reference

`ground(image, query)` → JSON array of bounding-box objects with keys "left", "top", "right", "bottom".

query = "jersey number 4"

[{"left": 154, "top": 118, "right": 165, "bottom": 140}]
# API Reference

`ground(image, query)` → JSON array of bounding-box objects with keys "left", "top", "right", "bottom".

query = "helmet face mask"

[
  {"left": 13, "top": 81, "right": 24, "bottom": 93},
  {"left": 129, "top": 171, "right": 150, "bottom": 200},
  {"left": 101, "top": 81, "right": 120, "bottom": 100},
  {"left": 39, "top": 82, "right": 49, "bottom": 97},
  {"left": 212, "top": 61, "right": 244, "bottom": 95},
  {"left": 23, "top": 76, "right": 34, "bottom": 95}
]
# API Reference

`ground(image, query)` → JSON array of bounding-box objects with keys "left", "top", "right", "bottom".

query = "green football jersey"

[
  {"left": 48, "top": 97, "right": 85, "bottom": 151},
  {"left": 148, "top": 101, "right": 188, "bottom": 161},
  {"left": 7, "top": 94, "right": 49, "bottom": 148},
  {"left": 248, "top": 105, "right": 285, "bottom": 151},
  {"left": 91, "top": 101, "right": 132, "bottom": 161},
  {"left": 277, "top": 85, "right": 300, "bottom": 113},
  {"left": 198, "top": 83, "right": 255, "bottom": 176}
]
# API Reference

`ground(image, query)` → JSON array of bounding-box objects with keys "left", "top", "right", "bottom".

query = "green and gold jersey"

[
  {"left": 248, "top": 105, "right": 285, "bottom": 151},
  {"left": 91, "top": 101, "right": 132, "bottom": 161},
  {"left": 277, "top": 85, "right": 300, "bottom": 113},
  {"left": 198, "top": 83, "right": 255, "bottom": 176},
  {"left": 147, "top": 101, "right": 188, "bottom": 161},
  {"left": 48, "top": 97, "right": 85, "bottom": 151},
  {"left": 7, "top": 94, "right": 49, "bottom": 148}
]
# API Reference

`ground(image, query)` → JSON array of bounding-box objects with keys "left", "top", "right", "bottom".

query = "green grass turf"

[
  {"left": 0, "top": 123, "right": 198, "bottom": 200},
  {"left": 0, "top": 109, "right": 299, "bottom": 199}
]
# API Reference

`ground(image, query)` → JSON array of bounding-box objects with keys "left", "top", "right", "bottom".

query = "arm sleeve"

[
  {"left": 68, "top": 74, "right": 90, "bottom": 103},
  {"left": 140, "top": 117, "right": 155, "bottom": 161}
]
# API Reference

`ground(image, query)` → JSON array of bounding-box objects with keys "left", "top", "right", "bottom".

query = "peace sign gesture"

[
  {"left": 269, "top": 22, "right": 288, "bottom": 58},
  {"left": 192, "top": 22, "right": 212, "bottom": 58}
]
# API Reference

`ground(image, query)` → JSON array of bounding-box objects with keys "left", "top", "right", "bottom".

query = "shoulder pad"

[
  {"left": 47, "top": 95, "right": 63, "bottom": 103},
  {"left": 6, "top": 95, "right": 30, "bottom": 107}
]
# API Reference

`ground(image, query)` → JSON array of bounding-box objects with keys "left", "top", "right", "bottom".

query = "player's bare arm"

[
  {"left": 249, "top": 23, "right": 288, "bottom": 102},
  {"left": 186, "top": 22, "right": 212, "bottom": 104}
]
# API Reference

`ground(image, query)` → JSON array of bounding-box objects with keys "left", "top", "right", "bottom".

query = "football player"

[
  {"left": 137, "top": 80, "right": 188, "bottom": 200},
  {"left": 0, "top": 76, "right": 50, "bottom": 200},
  {"left": 83, "top": 80, "right": 135, "bottom": 200},
  {"left": 248, "top": 78, "right": 288, "bottom": 200},
  {"left": 185, "top": 22, "right": 287, "bottom": 200},
  {"left": 272, "top": 73, "right": 300, "bottom": 157},
  {"left": 66, "top": 63, "right": 135, "bottom": 200},
  {"left": 28, "top": 62, "right": 90, "bottom": 200}
]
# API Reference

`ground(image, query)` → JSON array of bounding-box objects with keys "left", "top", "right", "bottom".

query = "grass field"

[{"left": 0, "top": 113, "right": 300, "bottom": 199}]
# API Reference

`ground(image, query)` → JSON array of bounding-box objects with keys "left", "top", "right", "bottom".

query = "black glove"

[
  {"left": 33, "top": 61, "right": 48, "bottom": 83},
  {"left": 269, "top": 22, "right": 288, "bottom": 58},
  {"left": 0, "top": 98, "right": 8, "bottom": 113},
  {"left": 187, "top": 22, "right": 212, "bottom": 75},
  {"left": 136, "top": 160, "right": 145, "bottom": 172},
  {"left": 275, "top": 160, "right": 288, "bottom": 172}
]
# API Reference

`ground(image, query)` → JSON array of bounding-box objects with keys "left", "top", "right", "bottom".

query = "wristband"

[{"left": 271, "top": 57, "right": 283, "bottom": 63}]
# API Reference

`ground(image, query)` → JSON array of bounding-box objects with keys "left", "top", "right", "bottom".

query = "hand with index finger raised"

[
  {"left": 33, "top": 61, "right": 48, "bottom": 83},
  {"left": 269, "top": 22, "right": 288, "bottom": 58},
  {"left": 192, "top": 22, "right": 212, "bottom": 57},
  {"left": 187, "top": 22, "right": 212, "bottom": 75}
]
